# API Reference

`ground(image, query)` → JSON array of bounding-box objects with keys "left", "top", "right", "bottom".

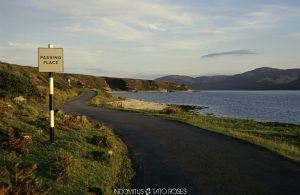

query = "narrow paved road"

[{"left": 62, "top": 91, "right": 300, "bottom": 195}]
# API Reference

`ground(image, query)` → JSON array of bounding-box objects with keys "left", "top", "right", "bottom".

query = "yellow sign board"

[{"left": 38, "top": 48, "right": 64, "bottom": 72}]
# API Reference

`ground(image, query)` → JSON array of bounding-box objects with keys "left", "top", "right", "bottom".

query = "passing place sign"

[{"left": 38, "top": 48, "right": 64, "bottom": 72}]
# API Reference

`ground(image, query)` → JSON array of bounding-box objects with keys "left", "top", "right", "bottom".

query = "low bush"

[
  {"left": 0, "top": 70, "right": 40, "bottom": 99},
  {"left": 160, "top": 105, "right": 183, "bottom": 114}
]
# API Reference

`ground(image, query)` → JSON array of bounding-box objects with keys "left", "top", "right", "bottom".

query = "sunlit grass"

[
  {"left": 0, "top": 96, "right": 134, "bottom": 194},
  {"left": 144, "top": 112, "right": 300, "bottom": 163}
]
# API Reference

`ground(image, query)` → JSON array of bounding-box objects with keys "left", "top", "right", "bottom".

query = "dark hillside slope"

[{"left": 0, "top": 61, "right": 188, "bottom": 92}]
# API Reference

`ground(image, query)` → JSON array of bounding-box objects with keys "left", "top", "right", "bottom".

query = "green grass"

[
  {"left": 89, "top": 90, "right": 122, "bottom": 109},
  {"left": 0, "top": 97, "right": 134, "bottom": 194},
  {"left": 145, "top": 112, "right": 300, "bottom": 163},
  {"left": 89, "top": 91, "right": 300, "bottom": 163},
  {"left": 0, "top": 64, "right": 135, "bottom": 194}
]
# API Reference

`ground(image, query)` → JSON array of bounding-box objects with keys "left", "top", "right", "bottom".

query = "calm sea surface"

[{"left": 112, "top": 91, "right": 300, "bottom": 125}]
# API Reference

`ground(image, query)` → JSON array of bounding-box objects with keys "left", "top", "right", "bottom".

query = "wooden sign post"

[{"left": 38, "top": 44, "right": 64, "bottom": 143}]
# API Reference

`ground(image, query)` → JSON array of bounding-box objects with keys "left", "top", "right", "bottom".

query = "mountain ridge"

[{"left": 156, "top": 67, "right": 300, "bottom": 90}]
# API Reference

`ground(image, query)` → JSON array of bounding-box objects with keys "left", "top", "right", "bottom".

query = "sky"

[{"left": 0, "top": 0, "right": 300, "bottom": 79}]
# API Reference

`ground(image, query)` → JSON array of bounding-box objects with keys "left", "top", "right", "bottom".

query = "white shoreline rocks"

[{"left": 109, "top": 99, "right": 167, "bottom": 111}]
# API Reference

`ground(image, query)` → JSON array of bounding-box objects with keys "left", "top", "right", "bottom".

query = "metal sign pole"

[{"left": 48, "top": 44, "right": 55, "bottom": 143}]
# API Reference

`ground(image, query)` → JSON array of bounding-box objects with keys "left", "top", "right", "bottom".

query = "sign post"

[
  {"left": 49, "top": 71, "right": 54, "bottom": 143},
  {"left": 38, "top": 44, "right": 64, "bottom": 143}
]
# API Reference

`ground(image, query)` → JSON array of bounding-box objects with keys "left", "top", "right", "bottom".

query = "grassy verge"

[
  {"left": 89, "top": 90, "right": 300, "bottom": 163},
  {"left": 0, "top": 96, "right": 134, "bottom": 194},
  {"left": 146, "top": 112, "right": 300, "bottom": 162},
  {"left": 89, "top": 90, "right": 122, "bottom": 109}
]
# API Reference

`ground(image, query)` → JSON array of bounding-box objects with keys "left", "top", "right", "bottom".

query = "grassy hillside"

[
  {"left": 0, "top": 61, "right": 136, "bottom": 194},
  {"left": 0, "top": 99, "right": 134, "bottom": 194},
  {"left": 0, "top": 61, "right": 188, "bottom": 93},
  {"left": 0, "top": 62, "right": 79, "bottom": 106}
]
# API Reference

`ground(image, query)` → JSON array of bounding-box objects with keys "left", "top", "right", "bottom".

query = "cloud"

[
  {"left": 30, "top": 0, "right": 202, "bottom": 48},
  {"left": 199, "top": 29, "right": 225, "bottom": 35},
  {"left": 85, "top": 67, "right": 107, "bottom": 74},
  {"left": 140, "top": 23, "right": 166, "bottom": 31},
  {"left": 6, "top": 0, "right": 299, "bottom": 75},
  {"left": 64, "top": 24, "right": 81, "bottom": 32},
  {"left": 8, "top": 42, "right": 40, "bottom": 49},
  {"left": 29, "top": 1, "right": 300, "bottom": 53},
  {"left": 29, "top": 0, "right": 194, "bottom": 26},
  {"left": 212, "top": 6, "right": 300, "bottom": 35},
  {"left": 0, "top": 56, "right": 9, "bottom": 62},
  {"left": 202, "top": 50, "right": 256, "bottom": 58},
  {"left": 65, "top": 19, "right": 151, "bottom": 43}
]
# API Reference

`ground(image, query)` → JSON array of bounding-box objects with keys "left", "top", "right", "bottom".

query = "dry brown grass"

[
  {"left": 0, "top": 162, "right": 50, "bottom": 195},
  {"left": 1, "top": 128, "right": 32, "bottom": 155},
  {"left": 0, "top": 101, "right": 12, "bottom": 118},
  {"left": 56, "top": 110, "right": 91, "bottom": 131},
  {"left": 48, "top": 154, "right": 74, "bottom": 182}
]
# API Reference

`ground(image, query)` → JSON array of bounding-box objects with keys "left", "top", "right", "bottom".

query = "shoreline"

[
  {"left": 110, "top": 91, "right": 300, "bottom": 126},
  {"left": 88, "top": 90, "right": 300, "bottom": 163},
  {"left": 113, "top": 96, "right": 300, "bottom": 126},
  {"left": 110, "top": 89, "right": 193, "bottom": 93},
  {"left": 96, "top": 90, "right": 300, "bottom": 126}
]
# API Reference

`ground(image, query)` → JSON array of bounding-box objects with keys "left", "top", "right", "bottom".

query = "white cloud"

[
  {"left": 6, "top": 0, "right": 298, "bottom": 77},
  {"left": 140, "top": 23, "right": 166, "bottom": 32},
  {"left": 65, "top": 19, "right": 152, "bottom": 43},
  {"left": 30, "top": 0, "right": 203, "bottom": 48},
  {"left": 63, "top": 46, "right": 103, "bottom": 65},
  {"left": 29, "top": 0, "right": 194, "bottom": 25},
  {"left": 226, "top": 6, "right": 300, "bottom": 32},
  {"left": 8, "top": 42, "right": 40, "bottom": 49},
  {"left": 0, "top": 56, "right": 9, "bottom": 61},
  {"left": 64, "top": 24, "right": 81, "bottom": 33},
  {"left": 30, "top": 0, "right": 298, "bottom": 54},
  {"left": 0, "top": 42, "right": 41, "bottom": 65}
]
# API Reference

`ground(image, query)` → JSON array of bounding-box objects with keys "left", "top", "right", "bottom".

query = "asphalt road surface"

[{"left": 62, "top": 91, "right": 300, "bottom": 195}]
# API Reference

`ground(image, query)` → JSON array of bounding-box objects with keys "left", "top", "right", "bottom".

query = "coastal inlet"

[{"left": 112, "top": 91, "right": 300, "bottom": 125}]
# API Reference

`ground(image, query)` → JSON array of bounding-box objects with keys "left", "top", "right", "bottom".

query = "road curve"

[{"left": 62, "top": 91, "right": 300, "bottom": 195}]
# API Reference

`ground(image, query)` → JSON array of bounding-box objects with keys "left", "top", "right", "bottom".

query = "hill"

[
  {"left": 0, "top": 61, "right": 137, "bottom": 194},
  {"left": 0, "top": 61, "right": 188, "bottom": 95},
  {"left": 156, "top": 67, "right": 300, "bottom": 90}
]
